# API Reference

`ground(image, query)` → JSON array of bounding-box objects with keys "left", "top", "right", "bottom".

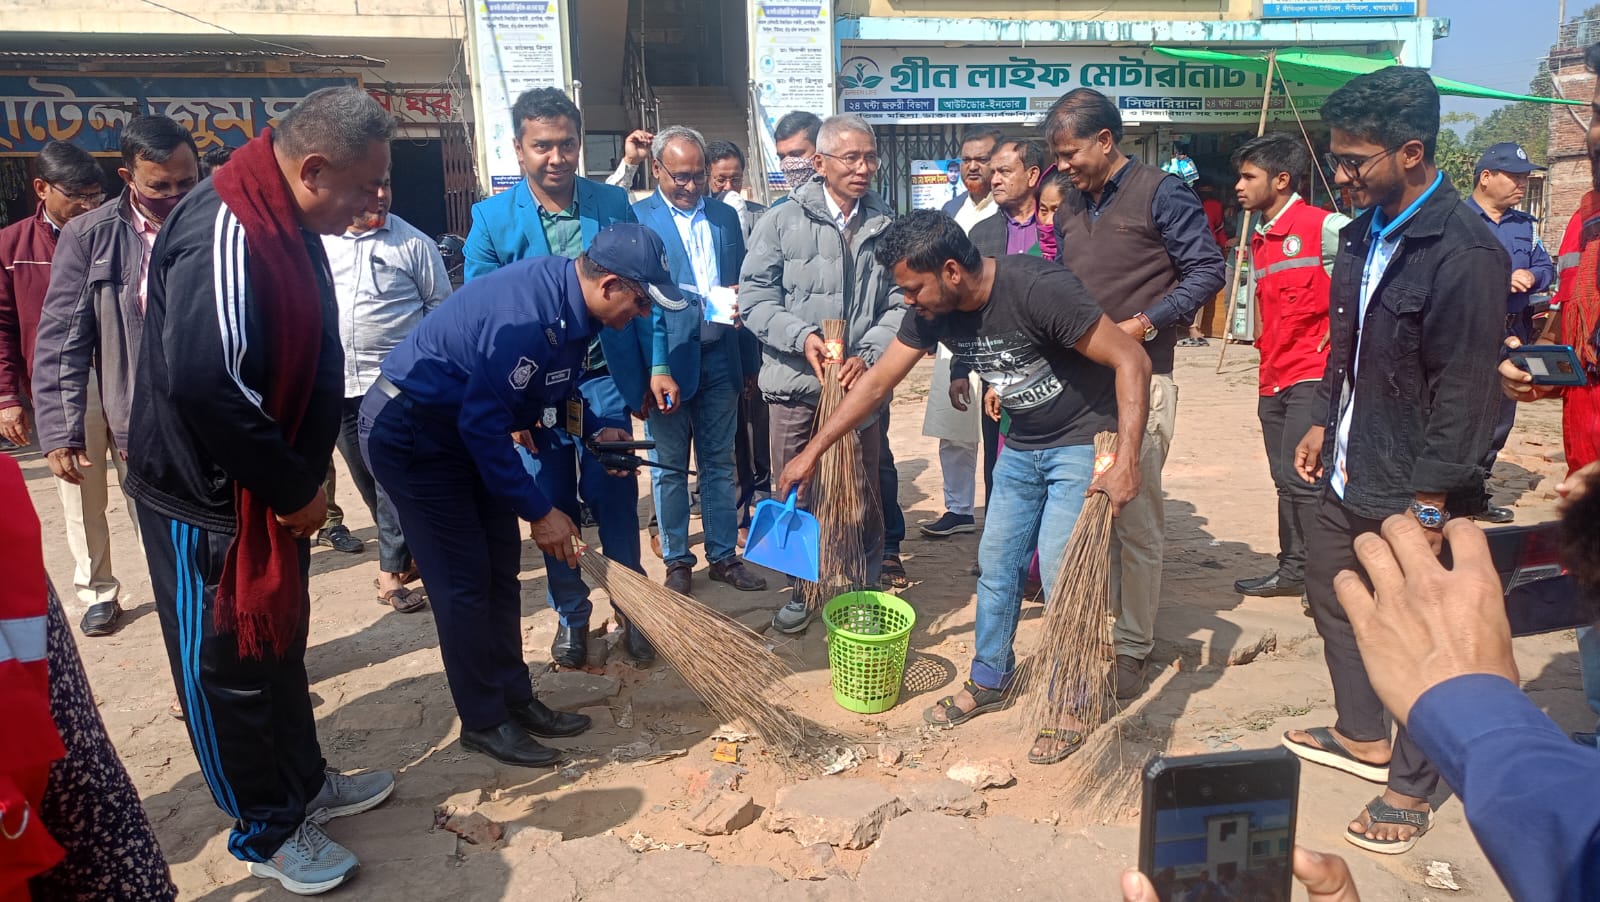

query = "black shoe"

[
  {"left": 80, "top": 601, "right": 123, "bottom": 637},
  {"left": 460, "top": 722, "right": 563, "bottom": 767},
  {"left": 1474, "top": 506, "right": 1515, "bottom": 524},
  {"left": 550, "top": 622, "right": 587, "bottom": 669},
  {"left": 919, "top": 511, "right": 976, "bottom": 537},
  {"left": 316, "top": 525, "right": 365, "bottom": 554},
  {"left": 622, "top": 620, "right": 656, "bottom": 665},
  {"left": 1233, "top": 572, "right": 1305, "bottom": 597},
  {"left": 508, "top": 698, "right": 591, "bottom": 738}
]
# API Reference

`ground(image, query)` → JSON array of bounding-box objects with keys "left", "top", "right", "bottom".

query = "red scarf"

[
  {"left": 210, "top": 129, "right": 323, "bottom": 659},
  {"left": 0, "top": 455, "right": 67, "bottom": 895}
]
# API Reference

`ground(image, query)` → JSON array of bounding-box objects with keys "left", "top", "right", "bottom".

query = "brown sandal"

[{"left": 377, "top": 586, "right": 428, "bottom": 613}]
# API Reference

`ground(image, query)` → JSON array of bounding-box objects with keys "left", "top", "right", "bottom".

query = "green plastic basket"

[{"left": 822, "top": 591, "right": 916, "bottom": 714}]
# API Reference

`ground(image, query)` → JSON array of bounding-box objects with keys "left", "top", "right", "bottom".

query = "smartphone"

[
  {"left": 1509, "top": 344, "right": 1588, "bottom": 387},
  {"left": 1138, "top": 749, "right": 1300, "bottom": 902},
  {"left": 1471, "top": 523, "right": 1596, "bottom": 637}
]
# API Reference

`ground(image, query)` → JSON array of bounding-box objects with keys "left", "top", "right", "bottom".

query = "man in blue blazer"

[
  {"left": 627, "top": 127, "right": 767, "bottom": 599},
  {"left": 462, "top": 87, "right": 651, "bottom": 667}
]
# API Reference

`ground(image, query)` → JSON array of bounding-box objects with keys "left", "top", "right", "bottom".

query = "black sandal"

[
  {"left": 881, "top": 555, "right": 910, "bottom": 589},
  {"left": 923, "top": 679, "right": 1006, "bottom": 727},
  {"left": 1345, "top": 796, "right": 1431, "bottom": 854},
  {"left": 1028, "top": 727, "right": 1085, "bottom": 765}
]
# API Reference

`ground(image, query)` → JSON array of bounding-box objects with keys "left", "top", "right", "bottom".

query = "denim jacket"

[{"left": 1313, "top": 178, "right": 1510, "bottom": 520}]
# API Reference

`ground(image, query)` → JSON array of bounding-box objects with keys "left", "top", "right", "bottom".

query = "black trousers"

[
  {"left": 735, "top": 389, "right": 772, "bottom": 528},
  {"left": 1304, "top": 491, "right": 1438, "bottom": 801},
  {"left": 878, "top": 408, "right": 905, "bottom": 557},
  {"left": 1257, "top": 381, "right": 1321, "bottom": 583},
  {"left": 140, "top": 504, "right": 325, "bottom": 863},
  {"left": 361, "top": 391, "right": 532, "bottom": 732}
]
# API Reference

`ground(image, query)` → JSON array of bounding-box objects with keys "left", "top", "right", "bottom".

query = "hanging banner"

[
  {"left": 751, "top": 1, "right": 835, "bottom": 191},
  {"left": 838, "top": 46, "right": 1334, "bottom": 125},
  {"left": 911, "top": 160, "right": 964, "bottom": 211},
  {"left": 1261, "top": 1, "right": 1418, "bottom": 18},
  {"left": 469, "top": 0, "right": 571, "bottom": 193},
  {"left": 0, "top": 74, "right": 357, "bottom": 156}
]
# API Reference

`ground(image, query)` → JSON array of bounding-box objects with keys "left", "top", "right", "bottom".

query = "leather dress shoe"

[
  {"left": 550, "top": 622, "right": 587, "bottom": 669},
  {"left": 509, "top": 698, "right": 591, "bottom": 738},
  {"left": 665, "top": 563, "right": 692, "bottom": 596},
  {"left": 460, "top": 722, "right": 562, "bottom": 767},
  {"left": 80, "top": 601, "right": 123, "bottom": 637},
  {"left": 1233, "top": 572, "right": 1305, "bottom": 597},
  {"left": 622, "top": 619, "right": 656, "bottom": 665}
]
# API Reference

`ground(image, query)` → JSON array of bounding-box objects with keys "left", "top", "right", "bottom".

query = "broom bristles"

[
  {"left": 802, "top": 318, "right": 879, "bottom": 608},
  {"left": 1017, "top": 431, "right": 1120, "bottom": 739},
  {"left": 578, "top": 552, "right": 818, "bottom": 759}
]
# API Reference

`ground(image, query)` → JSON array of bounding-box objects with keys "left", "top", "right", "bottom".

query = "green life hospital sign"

[{"left": 838, "top": 47, "right": 1333, "bottom": 125}]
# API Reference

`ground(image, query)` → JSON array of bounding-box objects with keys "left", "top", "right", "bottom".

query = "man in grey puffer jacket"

[{"left": 740, "top": 113, "right": 906, "bottom": 634}]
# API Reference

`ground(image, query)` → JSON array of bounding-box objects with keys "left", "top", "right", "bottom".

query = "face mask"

[
  {"left": 136, "top": 188, "right": 185, "bottom": 222},
  {"left": 719, "top": 190, "right": 746, "bottom": 211},
  {"left": 780, "top": 156, "right": 816, "bottom": 190}
]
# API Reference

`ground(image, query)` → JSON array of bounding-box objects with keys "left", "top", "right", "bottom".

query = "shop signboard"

[
  {"left": 470, "top": 0, "right": 571, "bottom": 193},
  {"left": 751, "top": 1, "right": 835, "bottom": 195},
  {"left": 910, "top": 159, "right": 964, "bottom": 210},
  {"left": 0, "top": 74, "right": 357, "bottom": 156},
  {"left": 838, "top": 47, "right": 1334, "bottom": 126},
  {"left": 1261, "top": 1, "right": 1418, "bottom": 18}
]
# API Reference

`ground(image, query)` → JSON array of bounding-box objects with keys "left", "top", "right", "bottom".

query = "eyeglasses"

[
  {"left": 656, "top": 162, "right": 707, "bottom": 188},
  {"left": 819, "top": 151, "right": 882, "bottom": 171},
  {"left": 1323, "top": 145, "right": 1404, "bottom": 179},
  {"left": 615, "top": 276, "right": 652, "bottom": 311},
  {"left": 49, "top": 183, "right": 105, "bottom": 205}
]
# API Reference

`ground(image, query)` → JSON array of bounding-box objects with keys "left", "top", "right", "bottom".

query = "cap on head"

[
  {"left": 587, "top": 224, "right": 686, "bottom": 310},
  {"left": 1475, "top": 142, "right": 1544, "bottom": 176}
]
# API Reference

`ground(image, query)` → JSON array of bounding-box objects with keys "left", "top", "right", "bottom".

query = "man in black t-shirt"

[{"left": 777, "top": 210, "right": 1151, "bottom": 764}]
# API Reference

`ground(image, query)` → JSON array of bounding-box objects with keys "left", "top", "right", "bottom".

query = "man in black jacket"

[
  {"left": 125, "top": 88, "right": 399, "bottom": 895},
  {"left": 1281, "top": 67, "right": 1508, "bottom": 858}
]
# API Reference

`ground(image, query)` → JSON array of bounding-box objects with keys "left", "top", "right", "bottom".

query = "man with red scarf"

[
  {"left": 123, "top": 88, "right": 396, "bottom": 895},
  {"left": 1503, "top": 42, "right": 1600, "bottom": 751}
]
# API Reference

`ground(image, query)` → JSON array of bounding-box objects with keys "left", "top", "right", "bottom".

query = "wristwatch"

[
  {"left": 1136, "top": 312, "right": 1158, "bottom": 342},
  {"left": 1409, "top": 501, "right": 1448, "bottom": 529}
]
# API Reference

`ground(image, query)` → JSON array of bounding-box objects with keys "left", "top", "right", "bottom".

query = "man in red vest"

[{"left": 1230, "top": 134, "right": 1349, "bottom": 602}]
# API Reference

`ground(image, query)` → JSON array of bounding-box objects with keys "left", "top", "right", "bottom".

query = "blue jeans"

[
  {"left": 517, "top": 373, "right": 642, "bottom": 628},
  {"left": 1580, "top": 627, "right": 1600, "bottom": 731},
  {"left": 972, "top": 442, "right": 1095, "bottom": 690},
  {"left": 646, "top": 342, "right": 740, "bottom": 568}
]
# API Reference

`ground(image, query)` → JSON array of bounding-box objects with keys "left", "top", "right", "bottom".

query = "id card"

[{"left": 565, "top": 396, "right": 584, "bottom": 436}]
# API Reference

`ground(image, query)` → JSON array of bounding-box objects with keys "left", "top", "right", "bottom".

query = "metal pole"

[{"left": 1217, "top": 50, "right": 1279, "bottom": 374}]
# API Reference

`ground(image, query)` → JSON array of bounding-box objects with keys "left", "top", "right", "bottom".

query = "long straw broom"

[
  {"left": 1017, "top": 431, "right": 1120, "bottom": 742},
  {"left": 578, "top": 551, "right": 818, "bottom": 759},
  {"left": 801, "top": 318, "right": 880, "bottom": 610}
]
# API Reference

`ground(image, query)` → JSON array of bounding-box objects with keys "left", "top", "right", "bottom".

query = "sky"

[{"left": 1429, "top": 0, "right": 1566, "bottom": 126}]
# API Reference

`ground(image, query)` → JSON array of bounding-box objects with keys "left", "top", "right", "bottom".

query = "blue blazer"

[
  {"left": 462, "top": 176, "right": 655, "bottom": 414},
  {"left": 626, "top": 193, "right": 755, "bottom": 405}
]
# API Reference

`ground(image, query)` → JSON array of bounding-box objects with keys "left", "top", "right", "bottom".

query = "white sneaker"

[
  {"left": 306, "top": 768, "right": 395, "bottom": 824},
  {"left": 246, "top": 820, "right": 359, "bottom": 895}
]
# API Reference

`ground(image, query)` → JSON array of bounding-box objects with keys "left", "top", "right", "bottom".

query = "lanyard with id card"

[{"left": 565, "top": 396, "right": 585, "bottom": 437}]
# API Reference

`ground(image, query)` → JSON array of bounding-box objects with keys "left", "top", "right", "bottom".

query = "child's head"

[{"left": 1036, "top": 170, "right": 1074, "bottom": 227}]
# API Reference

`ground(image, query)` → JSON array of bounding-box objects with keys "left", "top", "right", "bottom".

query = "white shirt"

[
  {"left": 953, "top": 194, "right": 1000, "bottom": 234},
  {"left": 824, "top": 189, "right": 859, "bottom": 233},
  {"left": 662, "top": 192, "right": 727, "bottom": 342},
  {"left": 321, "top": 213, "right": 452, "bottom": 397},
  {"left": 1331, "top": 173, "right": 1444, "bottom": 498}
]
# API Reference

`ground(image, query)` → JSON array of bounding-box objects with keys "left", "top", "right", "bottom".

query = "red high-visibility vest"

[{"left": 1250, "top": 198, "right": 1337, "bottom": 397}]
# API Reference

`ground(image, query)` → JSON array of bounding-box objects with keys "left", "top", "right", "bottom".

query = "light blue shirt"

[
  {"left": 663, "top": 192, "right": 725, "bottom": 342},
  {"left": 1331, "top": 172, "right": 1444, "bottom": 498}
]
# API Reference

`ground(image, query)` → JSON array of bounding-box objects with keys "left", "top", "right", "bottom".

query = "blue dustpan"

[{"left": 743, "top": 487, "right": 820, "bottom": 582}]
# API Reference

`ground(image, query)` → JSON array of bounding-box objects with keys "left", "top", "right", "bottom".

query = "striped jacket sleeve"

[
  {"left": 1552, "top": 208, "right": 1584, "bottom": 311},
  {"left": 161, "top": 201, "right": 323, "bottom": 516}
]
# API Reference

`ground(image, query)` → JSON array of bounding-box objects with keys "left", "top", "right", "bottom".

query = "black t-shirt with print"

[{"left": 897, "top": 255, "right": 1117, "bottom": 450}]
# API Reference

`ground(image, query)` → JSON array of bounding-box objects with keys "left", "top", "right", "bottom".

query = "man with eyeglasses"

[
  {"left": 626, "top": 126, "right": 767, "bottom": 608},
  {"left": 31, "top": 117, "right": 199, "bottom": 638},
  {"left": 0, "top": 141, "right": 104, "bottom": 454},
  {"left": 741, "top": 113, "right": 906, "bottom": 633},
  {"left": 1282, "top": 67, "right": 1508, "bottom": 858},
  {"left": 362, "top": 223, "right": 674, "bottom": 767}
]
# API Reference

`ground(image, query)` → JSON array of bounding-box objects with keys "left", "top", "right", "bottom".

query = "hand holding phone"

[{"left": 1508, "top": 344, "right": 1588, "bottom": 387}]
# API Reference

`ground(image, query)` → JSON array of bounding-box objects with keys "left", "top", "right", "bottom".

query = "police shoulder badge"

[
  {"left": 1282, "top": 235, "right": 1302, "bottom": 257},
  {"left": 510, "top": 356, "right": 539, "bottom": 390}
]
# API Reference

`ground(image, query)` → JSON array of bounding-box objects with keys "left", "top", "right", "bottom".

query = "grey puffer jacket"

[{"left": 739, "top": 179, "right": 905, "bottom": 406}]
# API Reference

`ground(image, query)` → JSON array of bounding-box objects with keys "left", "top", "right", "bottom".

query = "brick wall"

[{"left": 1548, "top": 48, "right": 1596, "bottom": 245}]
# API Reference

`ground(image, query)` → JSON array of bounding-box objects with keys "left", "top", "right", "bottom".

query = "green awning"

[{"left": 1151, "top": 46, "right": 1583, "bottom": 106}]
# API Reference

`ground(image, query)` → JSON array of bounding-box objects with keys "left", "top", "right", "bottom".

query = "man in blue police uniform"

[
  {"left": 629, "top": 126, "right": 767, "bottom": 601},
  {"left": 1467, "top": 142, "right": 1555, "bottom": 523},
  {"left": 462, "top": 86, "right": 649, "bottom": 669},
  {"left": 359, "top": 223, "right": 682, "bottom": 767}
]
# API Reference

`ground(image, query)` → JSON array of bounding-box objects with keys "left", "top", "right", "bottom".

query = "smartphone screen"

[{"left": 1138, "top": 749, "right": 1300, "bottom": 902}]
